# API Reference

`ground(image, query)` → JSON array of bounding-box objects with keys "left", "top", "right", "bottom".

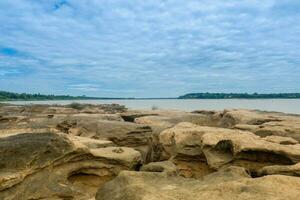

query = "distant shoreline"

[
  {"left": 179, "top": 92, "right": 300, "bottom": 99},
  {"left": 3, "top": 98, "right": 300, "bottom": 103},
  {"left": 1, "top": 91, "right": 300, "bottom": 101}
]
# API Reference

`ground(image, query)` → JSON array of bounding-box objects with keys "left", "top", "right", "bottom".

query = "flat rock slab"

[{"left": 96, "top": 170, "right": 300, "bottom": 200}]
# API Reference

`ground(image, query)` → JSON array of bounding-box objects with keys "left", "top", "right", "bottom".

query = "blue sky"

[{"left": 0, "top": 0, "right": 299, "bottom": 97}]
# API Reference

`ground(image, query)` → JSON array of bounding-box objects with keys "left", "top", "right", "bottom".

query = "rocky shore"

[{"left": 1, "top": 103, "right": 300, "bottom": 199}]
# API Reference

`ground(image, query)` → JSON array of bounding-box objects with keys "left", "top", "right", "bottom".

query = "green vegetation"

[
  {"left": 179, "top": 93, "right": 300, "bottom": 99},
  {"left": 2, "top": 91, "right": 300, "bottom": 101},
  {"left": 0, "top": 91, "right": 102, "bottom": 101},
  {"left": 66, "top": 102, "right": 87, "bottom": 110}
]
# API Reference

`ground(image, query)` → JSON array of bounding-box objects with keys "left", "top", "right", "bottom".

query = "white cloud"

[
  {"left": 69, "top": 84, "right": 100, "bottom": 92},
  {"left": 0, "top": 0, "right": 299, "bottom": 97}
]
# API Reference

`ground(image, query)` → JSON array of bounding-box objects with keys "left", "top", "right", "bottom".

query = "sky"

[{"left": 0, "top": 0, "right": 300, "bottom": 98}]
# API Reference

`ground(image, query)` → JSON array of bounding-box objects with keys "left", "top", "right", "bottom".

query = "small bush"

[
  {"left": 151, "top": 105, "right": 158, "bottom": 110},
  {"left": 66, "top": 102, "right": 85, "bottom": 110}
]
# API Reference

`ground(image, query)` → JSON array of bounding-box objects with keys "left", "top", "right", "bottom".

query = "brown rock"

[
  {"left": 263, "top": 135, "right": 298, "bottom": 145},
  {"left": 201, "top": 126, "right": 300, "bottom": 170},
  {"left": 222, "top": 109, "right": 300, "bottom": 142},
  {"left": 159, "top": 122, "right": 204, "bottom": 158},
  {"left": 0, "top": 132, "right": 141, "bottom": 200},
  {"left": 56, "top": 118, "right": 153, "bottom": 163},
  {"left": 258, "top": 162, "right": 300, "bottom": 177},
  {"left": 141, "top": 161, "right": 178, "bottom": 176},
  {"left": 96, "top": 170, "right": 300, "bottom": 200},
  {"left": 134, "top": 110, "right": 219, "bottom": 129},
  {"left": 160, "top": 123, "right": 300, "bottom": 174}
]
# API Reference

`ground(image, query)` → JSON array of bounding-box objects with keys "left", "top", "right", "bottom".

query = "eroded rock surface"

[
  {"left": 141, "top": 161, "right": 178, "bottom": 176},
  {"left": 0, "top": 131, "right": 141, "bottom": 200},
  {"left": 257, "top": 162, "right": 300, "bottom": 177},
  {"left": 159, "top": 122, "right": 300, "bottom": 177},
  {"left": 96, "top": 169, "right": 300, "bottom": 200},
  {"left": 218, "top": 109, "right": 300, "bottom": 142},
  {"left": 57, "top": 119, "right": 153, "bottom": 163},
  {"left": 1, "top": 104, "right": 300, "bottom": 199}
]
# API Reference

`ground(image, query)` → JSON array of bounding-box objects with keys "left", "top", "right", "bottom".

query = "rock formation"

[
  {"left": 1, "top": 103, "right": 300, "bottom": 199},
  {"left": 0, "top": 131, "right": 141, "bottom": 199},
  {"left": 96, "top": 169, "right": 300, "bottom": 200}
]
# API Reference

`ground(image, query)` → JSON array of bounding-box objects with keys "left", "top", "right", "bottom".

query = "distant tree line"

[
  {"left": 178, "top": 93, "right": 300, "bottom": 99},
  {"left": 0, "top": 91, "right": 101, "bottom": 101},
  {"left": 2, "top": 91, "right": 300, "bottom": 101}
]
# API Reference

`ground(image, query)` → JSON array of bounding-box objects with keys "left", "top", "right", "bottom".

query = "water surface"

[{"left": 5, "top": 99, "right": 300, "bottom": 115}]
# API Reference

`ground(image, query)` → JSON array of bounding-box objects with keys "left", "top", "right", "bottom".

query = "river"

[{"left": 4, "top": 99, "right": 300, "bottom": 115}]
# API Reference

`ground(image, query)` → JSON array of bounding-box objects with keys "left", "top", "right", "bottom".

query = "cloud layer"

[{"left": 0, "top": 0, "right": 299, "bottom": 97}]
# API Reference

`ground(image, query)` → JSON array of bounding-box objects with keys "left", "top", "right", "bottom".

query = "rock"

[
  {"left": 201, "top": 166, "right": 250, "bottom": 183},
  {"left": 2, "top": 104, "right": 300, "bottom": 199},
  {"left": 0, "top": 115, "right": 19, "bottom": 123},
  {"left": 255, "top": 120, "right": 300, "bottom": 141},
  {"left": 72, "top": 113, "right": 124, "bottom": 121},
  {"left": 258, "top": 162, "right": 300, "bottom": 177},
  {"left": 223, "top": 109, "right": 300, "bottom": 142},
  {"left": 263, "top": 135, "right": 298, "bottom": 145},
  {"left": 199, "top": 175, "right": 300, "bottom": 200},
  {"left": 158, "top": 122, "right": 217, "bottom": 178},
  {"left": 0, "top": 127, "right": 59, "bottom": 135},
  {"left": 0, "top": 105, "right": 25, "bottom": 114},
  {"left": 56, "top": 118, "right": 154, "bottom": 163},
  {"left": 171, "top": 157, "right": 214, "bottom": 178},
  {"left": 120, "top": 110, "right": 159, "bottom": 122},
  {"left": 90, "top": 147, "right": 141, "bottom": 169},
  {"left": 159, "top": 122, "right": 205, "bottom": 158},
  {"left": 18, "top": 104, "right": 127, "bottom": 115},
  {"left": 141, "top": 161, "right": 178, "bottom": 176},
  {"left": 0, "top": 132, "right": 141, "bottom": 200},
  {"left": 134, "top": 110, "right": 218, "bottom": 129},
  {"left": 42, "top": 106, "right": 79, "bottom": 114},
  {"left": 96, "top": 170, "right": 300, "bottom": 200},
  {"left": 57, "top": 119, "right": 152, "bottom": 146},
  {"left": 218, "top": 109, "right": 281, "bottom": 128},
  {"left": 1, "top": 104, "right": 153, "bottom": 163},
  {"left": 201, "top": 127, "right": 300, "bottom": 171},
  {"left": 0, "top": 113, "right": 122, "bottom": 138},
  {"left": 135, "top": 115, "right": 175, "bottom": 128},
  {"left": 233, "top": 124, "right": 259, "bottom": 132},
  {"left": 160, "top": 123, "right": 300, "bottom": 174},
  {"left": 73, "top": 136, "right": 115, "bottom": 149}
]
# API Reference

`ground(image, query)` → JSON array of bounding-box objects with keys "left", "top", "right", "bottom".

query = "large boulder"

[
  {"left": 56, "top": 119, "right": 154, "bottom": 163},
  {"left": 0, "top": 132, "right": 141, "bottom": 200},
  {"left": 218, "top": 109, "right": 280, "bottom": 128},
  {"left": 159, "top": 122, "right": 300, "bottom": 176},
  {"left": 201, "top": 126, "right": 300, "bottom": 172},
  {"left": 159, "top": 122, "right": 204, "bottom": 158},
  {"left": 0, "top": 104, "right": 154, "bottom": 163},
  {"left": 218, "top": 109, "right": 300, "bottom": 142},
  {"left": 158, "top": 122, "right": 216, "bottom": 178}
]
